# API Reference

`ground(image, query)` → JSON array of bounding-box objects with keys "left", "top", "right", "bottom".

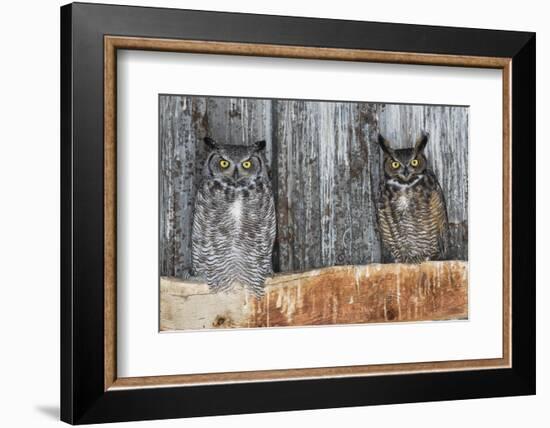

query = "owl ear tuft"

[
  {"left": 415, "top": 131, "right": 429, "bottom": 153},
  {"left": 253, "top": 140, "right": 266, "bottom": 152},
  {"left": 203, "top": 137, "right": 218, "bottom": 150},
  {"left": 377, "top": 134, "right": 394, "bottom": 156}
]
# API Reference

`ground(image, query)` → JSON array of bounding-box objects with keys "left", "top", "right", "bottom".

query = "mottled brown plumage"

[{"left": 376, "top": 132, "right": 449, "bottom": 263}]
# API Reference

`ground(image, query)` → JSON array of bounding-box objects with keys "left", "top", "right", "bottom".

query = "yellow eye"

[
  {"left": 242, "top": 160, "right": 252, "bottom": 169},
  {"left": 219, "top": 159, "right": 230, "bottom": 169},
  {"left": 410, "top": 159, "right": 419, "bottom": 167},
  {"left": 391, "top": 161, "right": 401, "bottom": 169}
]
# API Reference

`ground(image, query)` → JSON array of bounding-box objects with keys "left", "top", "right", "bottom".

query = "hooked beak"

[{"left": 399, "top": 167, "right": 414, "bottom": 182}]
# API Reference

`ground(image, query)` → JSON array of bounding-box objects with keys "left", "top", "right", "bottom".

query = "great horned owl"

[
  {"left": 191, "top": 137, "right": 276, "bottom": 296},
  {"left": 376, "top": 132, "right": 449, "bottom": 263}
]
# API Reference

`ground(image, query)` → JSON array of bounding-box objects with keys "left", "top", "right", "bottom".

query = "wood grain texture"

[
  {"left": 159, "top": 97, "right": 468, "bottom": 276},
  {"left": 377, "top": 104, "right": 469, "bottom": 260},
  {"left": 112, "top": 352, "right": 508, "bottom": 390},
  {"left": 105, "top": 36, "right": 510, "bottom": 68},
  {"left": 160, "top": 261, "right": 467, "bottom": 330},
  {"left": 104, "top": 37, "right": 117, "bottom": 390}
]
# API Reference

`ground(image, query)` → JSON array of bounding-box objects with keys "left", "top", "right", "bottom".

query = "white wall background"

[{"left": 0, "top": 0, "right": 545, "bottom": 427}]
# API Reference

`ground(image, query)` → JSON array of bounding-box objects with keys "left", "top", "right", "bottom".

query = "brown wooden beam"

[{"left": 160, "top": 261, "right": 468, "bottom": 331}]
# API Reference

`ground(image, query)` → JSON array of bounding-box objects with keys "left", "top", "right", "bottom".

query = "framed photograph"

[{"left": 61, "top": 2, "right": 535, "bottom": 424}]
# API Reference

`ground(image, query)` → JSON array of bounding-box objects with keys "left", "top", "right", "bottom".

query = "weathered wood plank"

[
  {"left": 160, "top": 261, "right": 468, "bottom": 331},
  {"left": 377, "top": 104, "right": 469, "bottom": 260},
  {"left": 159, "top": 96, "right": 208, "bottom": 277},
  {"left": 159, "top": 96, "right": 273, "bottom": 277},
  {"left": 274, "top": 101, "right": 386, "bottom": 270},
  {"left": 159, "top": 96, "right": 469, "bottom": 277},
  {"left": 204, "top": 97, "right": 274, "bottom": 165},
  {"left": 351, "top": 103, "right": 383, "bottom": 265},
  {"left": 276, "top": 101, "right": 324, "bottom": 271}
]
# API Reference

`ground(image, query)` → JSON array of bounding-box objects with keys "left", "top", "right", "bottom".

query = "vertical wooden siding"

[
  {"left": 377, "top": 104, "right": 469, "bottom": 260},
  {"left": 159, "top": 95, "right": 468, "bottom": 277}
]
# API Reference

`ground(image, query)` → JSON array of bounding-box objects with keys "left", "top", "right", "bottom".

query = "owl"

[
  {"left": 191, "top": 137, "right": 276, "bottom": 297},
  {"left": 376, "top": 131, "right": 449, "bottom": 263}
]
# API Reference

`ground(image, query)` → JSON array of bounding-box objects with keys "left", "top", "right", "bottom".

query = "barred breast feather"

[
  {"left": 377, "top": 170, "right": 449, "bottom": 263},
  {"left": 191, "top": 176, "right": 276, "bottom": 296}
]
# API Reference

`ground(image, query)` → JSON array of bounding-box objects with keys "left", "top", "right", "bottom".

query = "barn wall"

[
  {"left": 159, "top": 95, "right": 468, "bottom": 277},
  {"left": 377, "top": 104, "right": 469, "bottom": 260}
]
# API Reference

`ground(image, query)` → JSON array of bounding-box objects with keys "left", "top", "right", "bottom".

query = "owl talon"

[{"left": 181, "top": 269, "right": 205, "bottom": 283}]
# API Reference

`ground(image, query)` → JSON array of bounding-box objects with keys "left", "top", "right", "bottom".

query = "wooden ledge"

[{"left": 160, "top": 261, "right": 468, "bottom": 331}]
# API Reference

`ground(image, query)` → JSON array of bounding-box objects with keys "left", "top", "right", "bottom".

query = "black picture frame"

[{"left": 61, "top": 2, "right": 535, "bottom": 424}]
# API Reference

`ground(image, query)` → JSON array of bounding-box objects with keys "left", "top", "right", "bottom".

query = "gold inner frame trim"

[{"left": 104, "top": 35, "right": 512, "bottom": 391}]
